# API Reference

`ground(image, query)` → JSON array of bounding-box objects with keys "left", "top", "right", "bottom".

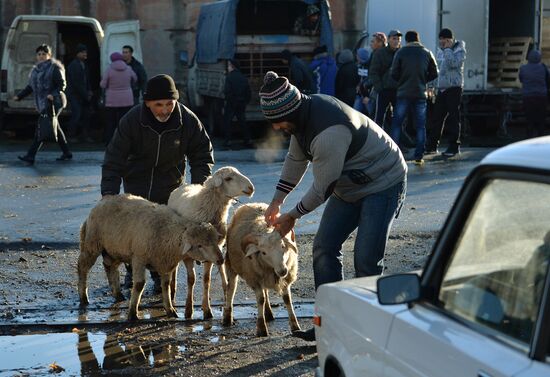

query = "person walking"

[
  {"left": 369, "top": 30, "right": 400, "bottom": 128},
  {"left": 426, "top": 28, "right": 466, "bottom": 156},
  {"left": 122, "top": 45, "right": 147, "bottom": 105},
  {"left": 100, "top": 52, "right": 137, "bottom": 145},
  {"left": 335, "top": 49, "right": 359, "bottom": 107},
  {"left": 15, "top": 44, "right": 72, "bottom": 165},
  {"left": 309, "top": 45, "right": 337, "bottom": 96},
  {"left": 281, "top": 49, "right": 315, "bottom": 94},
  {"left": 260, "top": 71, "right": 407, "bottom": 341},
  {"left": 223, "top": 59, "right": 252, "bottom": 149},
  {"left": 390, "top": 30, "right": 438, "bottom": 164},
  {"left": 519, "top": 49, "right": 549, "bottom": 138},
  {"left": 66, "top": 43, "right": 93, "bottom": 142},
  {"left": 101, "top": 74, "right": 214, "bottom": 291}
]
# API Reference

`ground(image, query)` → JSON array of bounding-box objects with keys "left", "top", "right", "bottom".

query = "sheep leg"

[
  {"left": 201, "top": 262, "right": 213, "bottom": 320},
  {"left": 161, "top": 272, "right": 178, "bottom": 318},
  {"left": 254, "top": 288, "right": 269, "bottom": 337},
  {"left": 183, "top": 259, "right": 195, "bottom": 319},
  {"left": 128, "top": 263, "right": 146, "bottom": 321},
  {"left": 170, "top": 266, "right": 178, "bottom": 303},
  {"left": 102, "top": 253, "right": 124, "bottom": 302},
  {"left": 264, "top": 289, "right": 275, "bottom": 322},
  {"left": 218, "top": 262, "right": 228, "bottom": 298},
  {"left": 282, "top": 285, "right": 301, "bottom": 332},
  {"left": 77, "top": 248, "right": 101, "bottom": 306},
  {"left": 222, "top": 267, "right": 239, "bottom": 327}
]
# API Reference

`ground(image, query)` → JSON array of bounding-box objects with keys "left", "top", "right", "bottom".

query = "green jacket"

[{"left": 369, "top": 46, "right": 398, "bottom": 93}]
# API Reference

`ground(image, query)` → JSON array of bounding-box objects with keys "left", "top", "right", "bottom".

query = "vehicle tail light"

[
  {"left": 1, "top": 70, "right": 6, "bottom": 92},
  {"left": 313, "top": 315, "right": 321, "bottom": 327}
]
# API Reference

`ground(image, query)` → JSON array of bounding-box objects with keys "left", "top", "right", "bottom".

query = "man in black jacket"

[
  {"left": 122, "top": 45, "right": 148, "bottom": 105},
  {"left": 66, "top": 43, "right": 92, "bottom": 142},
  {"left": 223, "top": 59, "right": 252, "bottom": 149},
  {"left": 390, "top": 30, "right": 438, "bottom": 164},
  {"left": 281, "top": 49, "right": 315, "bottom": 94},
  {"left": 101, "top": 74, "right": 214, "bottom": 290}
]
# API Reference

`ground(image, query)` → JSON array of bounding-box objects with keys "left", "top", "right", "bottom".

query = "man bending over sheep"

[
  {"left": 100, "top": 74, "right": 214, "bottom": 292},
  {"left": 260, "top": 71, "right": 407, "bottom": 341}
]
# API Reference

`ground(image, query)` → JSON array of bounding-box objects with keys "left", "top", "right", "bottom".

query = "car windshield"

[{"left": 439, "top": 178, "right": 550, "bottom": 345}]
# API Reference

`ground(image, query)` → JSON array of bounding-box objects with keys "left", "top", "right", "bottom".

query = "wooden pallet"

[{"left": 488, "top": 37, "right": 532, "bottom": 88}]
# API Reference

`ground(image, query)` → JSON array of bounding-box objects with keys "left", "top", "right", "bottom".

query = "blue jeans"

[
  {"left": 312, "top": 180, "right": 406, "bottom": 289},
  {"left": 391, "top": 98, "right": 427, "bottom": 159},
  {"left": 353, "top": 95, "right": 367, "bottom": 114}
]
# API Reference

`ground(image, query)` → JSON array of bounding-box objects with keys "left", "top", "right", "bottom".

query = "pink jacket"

[{"left": 100, "top": 60, "right": 137, "bottom": 107}]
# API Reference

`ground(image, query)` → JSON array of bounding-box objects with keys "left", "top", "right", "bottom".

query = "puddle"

[{"left": 0, "top": 331, "right": 185, "bottom": 376}]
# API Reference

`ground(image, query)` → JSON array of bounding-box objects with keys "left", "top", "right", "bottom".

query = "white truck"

[
  {"left": 363, "top": 0, "right": 547, "bottom": 139},
  {"left": 0, "top": 15, "right": 142, "bottom": 133}
]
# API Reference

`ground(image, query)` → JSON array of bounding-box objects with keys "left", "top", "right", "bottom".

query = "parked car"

[{"left": 315, "top": 136, "right": 550, "bottom": 377}]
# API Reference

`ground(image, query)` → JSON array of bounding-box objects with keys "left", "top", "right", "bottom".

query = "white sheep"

[
  {"left": 167, "top": 166, "right": 254, "bottom": 319},
  {"left": 78, "top": 194, "right": 223, "bottom": 320},
  {"left": 222, "top": 203, "right": 301, "bottom": 337}
]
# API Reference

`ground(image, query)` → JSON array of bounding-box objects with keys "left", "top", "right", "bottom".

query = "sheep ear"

[
  {"left": 286, "top": 228, "right": 296, "bottom": 243},
  {"left": 213, "top": 175, "right": 223, "bottom": 187},
  {"left": 241, "top": 234, "right": 258, "bottom": 253},
  {"left": 283, "top": 237, "right": 298, "bottom": 253},
  {"left": 182, "top": 242, "right": 192, "bottom": 255},
  {"left": 244, "top": 244, "right": 259, "bottom": 258}
]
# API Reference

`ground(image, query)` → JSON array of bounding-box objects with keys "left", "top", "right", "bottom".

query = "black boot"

[
  {"left": 56, "top": 153, "right": 73, "bottom": 161},
  {"left": 18, "top": 155, "right": 35, "bottom": 165}
]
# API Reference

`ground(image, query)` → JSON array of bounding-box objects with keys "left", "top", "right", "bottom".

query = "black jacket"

[
  {"left": 66, "top": 58, "right": 90, "bottom": 102},
  {"left": 224, "top": 69, "right": 251, "bottom": 107},
  {"left": 369, "top": 46, "right": 399, "bottom": 93},
  {"left": 127, "top": 57, "right": 147, "bottom": 102},
  {"left": 290, "top": 56, "right": 315, "bottom": 94},
  {"left": 391, "top": 42, "right": 438, "bottom": 99},
  {"left": 335, "top": 61, "right": 359, "bottom": 106},
  {"left": 101, "top": 102, "right": 214, "bottom": 204}
]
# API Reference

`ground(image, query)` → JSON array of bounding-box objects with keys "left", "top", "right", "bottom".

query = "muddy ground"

[{"left": 0, "top": 231, "right": 436, "bottom": 376}]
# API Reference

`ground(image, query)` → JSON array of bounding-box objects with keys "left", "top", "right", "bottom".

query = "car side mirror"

[{"left": 377, "top": 273, "right": 421, "bottom": 305}]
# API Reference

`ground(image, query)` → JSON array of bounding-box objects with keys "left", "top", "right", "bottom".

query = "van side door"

[{"left": 7, "top": 19, "right": 57, "bottom": 109}]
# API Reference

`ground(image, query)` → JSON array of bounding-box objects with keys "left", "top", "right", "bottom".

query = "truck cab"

[
  {"left": 0, "top": 15, "right": 141, "bottom": 133},
  {"left": 187, "top": 0, "right": 332, "bottom": 135}
]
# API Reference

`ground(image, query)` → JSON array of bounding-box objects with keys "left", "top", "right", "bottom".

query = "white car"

[{"left": 315, "top": 137, "right": 550, "bottom": 377}]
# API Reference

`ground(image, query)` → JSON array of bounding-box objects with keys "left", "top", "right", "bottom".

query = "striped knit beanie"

[{"left": 259, "top": 71, "right": 302, "bottom": 122}]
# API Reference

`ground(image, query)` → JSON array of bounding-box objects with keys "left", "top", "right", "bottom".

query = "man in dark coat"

[
  {"left": 101, "top": 74, "right": 214, "bottom": 290},
  {"left": 335, "top": 49, "right": 359, "bottom": 106},
  {"left": 66, "top": 43, "right": 92, "bottom": 142},
  {"left": 223, "top": 59, "right": 252, "bottom": 149},
  {"left": 281, "top": 49, "right": 315, "bottom": 94},
  {"left": 390, "top": 30, "right": 438, "bottom": 164},
  {"left": 122, "top": 45, "right": 148, "bottom": 105}
]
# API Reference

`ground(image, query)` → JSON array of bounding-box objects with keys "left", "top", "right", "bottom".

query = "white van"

[{"left": 0, "top": 15, "right": 142, "bottom": 130}]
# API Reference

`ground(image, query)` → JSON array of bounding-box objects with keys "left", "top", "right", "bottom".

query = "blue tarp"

[{"left": 196, "top": 0, "right": 334, "bottom": 63}]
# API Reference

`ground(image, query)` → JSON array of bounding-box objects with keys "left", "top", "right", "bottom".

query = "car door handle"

[{"left": 478, "top": 371, "right": 492, "bottom": 377}]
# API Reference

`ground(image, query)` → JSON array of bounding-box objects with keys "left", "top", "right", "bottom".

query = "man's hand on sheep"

[
  {"left": 265, "top": 199, "right": 283, "bottom": 226},
  {"left": 273, "top": 213, "right": 296, "bottom": 237}
]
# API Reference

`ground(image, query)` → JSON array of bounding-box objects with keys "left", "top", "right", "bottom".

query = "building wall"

[{"left": 0, "top": 0, "right": 366, "bottom": 89}]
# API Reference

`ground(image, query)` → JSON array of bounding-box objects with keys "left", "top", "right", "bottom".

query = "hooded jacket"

[
  {"left": 100, "top": 60, "right": 137, "bottom": 107},
  {"left": 309, "top": 53, "right": 337, "bottom": 96},
  {"left": 519, "top": 50, "right": 549, "bottom": 98},
  {"left": 435, "top": 40, "right": 466, "bottom": 89},
  {"left": 101, "top": 102, "right": 214, "bottom": 204},
  {"left": 335, "top": 50, "right": 359, "bottom": 106}
]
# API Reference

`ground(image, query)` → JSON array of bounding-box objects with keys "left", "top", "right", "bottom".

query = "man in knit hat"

[
  {"left": 101, "top": 74, "right": 214, "bottom": 292},
  {"left": 260, "top": 71, "right": 407, "bottom": 341}
]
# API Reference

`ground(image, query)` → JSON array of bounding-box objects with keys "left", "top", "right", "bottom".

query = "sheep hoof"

[
  {"left": 265, "top": 312, "right": 275, "bottom": 322},
  {"left": 184, "top": 309, "right": 193, "bottom": 320},
  {"left": 128, "top": 311, "right": 139, "bottom": 321},
  {"left": 203, "top": 309, "right": 213, "bottom": 320},
  {"left": 79, "top": 298, "right": 89, "bottom": 307},
  {"left": 222, "top": 316, "right": 233, "bottom": 327},
  {"left": 167, "top": 308, "right": 179, "bottom": 318},
  {"left": 291, "top": 323, "right": 301, "bottom": 332},
  {"left": 256, "top": 328, "right": 269, "bottom": 337},
  {"left": 115, "top": 293, "right": 125, "bottom": 302}
]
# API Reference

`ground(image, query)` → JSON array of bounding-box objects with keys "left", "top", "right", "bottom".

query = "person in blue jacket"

[{"left": 309, "top": 45, "right": 337, "bottom": 96}]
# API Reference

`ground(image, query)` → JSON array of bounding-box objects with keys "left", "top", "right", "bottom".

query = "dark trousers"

[
  {"left": 427, "top": 87, "right": 463, "bottom": 151},
  {"left": 223, "top": 102, "right": 250, "bottom": 144},
  {"left": 104, "top": 106, "right": 132, "bottom": 146},
  {"left": 27, "top": 106, "right": 70, "bottom": 159},
  {"left": 68, "top": 95, "right": 91, "bottom": 138},
  {"left": 523, "top": 96, "right": 547, "bottom": 138},
  {"left": 374, "top": 89, "right": 397, "bottom": 131}
]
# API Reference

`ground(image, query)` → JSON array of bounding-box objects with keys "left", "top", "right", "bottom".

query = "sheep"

[
  {"left": 78, "top": 194, "right": 224, "bottom": 320},
  {"left": 167, "top": 166, "right": 254, "bottom": 320},
  {"left": 222, "top": 203, "right": 301, "bottom": 337}
]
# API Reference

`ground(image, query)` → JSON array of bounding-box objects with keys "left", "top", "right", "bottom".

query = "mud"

[{"left": 0, "top": 231, "right": 435, "bottom": 376}]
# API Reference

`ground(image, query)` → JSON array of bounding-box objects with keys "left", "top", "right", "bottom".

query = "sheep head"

[
  {"left": 241, "top": 230, "right": 296, "bottom": 278},
  {"left": 182, "top": 222, "right": 224, "bottom": 265},
  {"left": 205, "top": 166, "right": 255, "bottom": 198}
]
